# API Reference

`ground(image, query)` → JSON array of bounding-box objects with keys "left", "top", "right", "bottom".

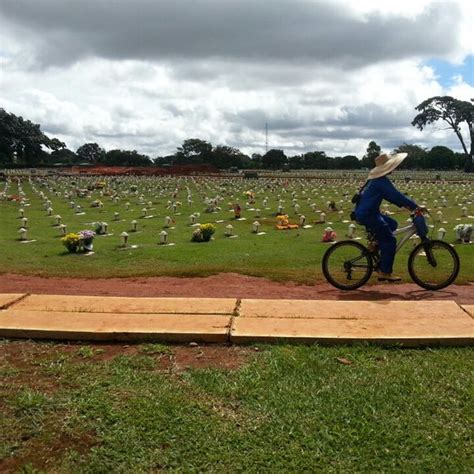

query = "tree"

[
  {"left": 46, "top": 148, "right": 78, "bottom": 166},
  {"left": 211, "top": 145, "right": 247, "bottom": 169},
  {"left": 412, "top": 96, "right": 474, "bottom": 172},
  {"left": 0, "top": 108, "right": 63, "bottom": 167},
  {"left": 303, "top": 151, "right": 328, "bottom": 169},
  {"left": 339, "top": 155, "right": 360, "bottom": 169},
  {"left": 361, "top": 141, "right": 381, "bottom": 168},
  {"left": 103, "top": 149, "right": 152, "bottom": 166},
  {"left": 453, "top": 152, "right": 467, "bottom": 169},
  {"left": 261, "top": 149, "right": 287, "bottom": 169},
  {"left": 288, "top": 154, "right": 304, "bottom": 169},
  {"left": 76, "top": 142, "right": 105, "bottom": 163},
  {"left": 426, "top": 146, "right": 455, "bottom": 170},
  {"left": 47, "top": 137, "right": 66, "bottom": 152},
  {"left": 174, "top": 138, "right": 212, "bottom": 165},
  {"left": 154, "top": 155, "right": 173, "bottom": 166},
  {"left": 393, "top": 143, "right": 428, "bottom": 169},
  {"left": 250, "top": 153, "right": 262, "bottom": 168}
]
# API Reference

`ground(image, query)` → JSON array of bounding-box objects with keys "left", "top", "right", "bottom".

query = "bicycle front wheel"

[
  {"left": 408, "top": 239, "right": 460, "bottom": 290},
  {"left": 322, "top": 240, "right": 373, "bottom": 290}
]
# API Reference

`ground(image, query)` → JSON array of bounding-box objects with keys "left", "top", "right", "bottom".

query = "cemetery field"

[
  {"left": 0, "top": 340, "right": 472, "bottom": 472},
  {"left": 0, "top": 174, "right": 473, "bottom": 283}
]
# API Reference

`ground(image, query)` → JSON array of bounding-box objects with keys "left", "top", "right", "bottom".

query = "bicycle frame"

[
  {"left": 393, "top": 222, "right": 418, "bottom": 254},
  {"left": 348, "top": 213, "right": 430, "bottom": 273}
]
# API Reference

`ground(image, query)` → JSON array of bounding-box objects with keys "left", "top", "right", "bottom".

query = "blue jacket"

[{"left": 355, "top": 176, "right": 417, "bottom": 220}]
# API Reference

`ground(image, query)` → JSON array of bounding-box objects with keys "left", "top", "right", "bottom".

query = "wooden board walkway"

[{"left": 0, "top": 294, "right": 473, "bottom": 346}]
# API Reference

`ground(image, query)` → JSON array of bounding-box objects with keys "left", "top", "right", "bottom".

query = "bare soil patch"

[
  {"left": 171, "top": 344, "right": 253, "bottom": 371},
  {"left": 0, "top": 340, "right": 253, "bottom": 473},
  {"left": 1, "top": 340, "right": 253, "bottom": 372},
  {"left": 0, "top": 428, "right": 97, "bottom": 473},
  {"left": 0, "top": 272, "right": 473, "bottom": 303}
]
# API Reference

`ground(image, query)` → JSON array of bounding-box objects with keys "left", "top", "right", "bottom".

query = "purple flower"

[{"left": 78, "top": 230, "right": 96, "bottom": 240}]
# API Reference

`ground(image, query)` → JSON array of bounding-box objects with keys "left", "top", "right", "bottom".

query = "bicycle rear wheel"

[
  {"left": 322, "top": 240, "right": 373, "bottom": 290},
  {"left": 408, "top": 239, "right": 460, "bottom": 290}
]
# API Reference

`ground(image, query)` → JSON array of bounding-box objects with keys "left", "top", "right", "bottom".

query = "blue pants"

[{"left": 359, "top": 214, "right": 398, "bottom": 274}]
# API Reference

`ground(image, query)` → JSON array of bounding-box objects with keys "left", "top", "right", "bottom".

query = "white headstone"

[
  {"left": 120, "top": 231, "right": 129, "bottom": 246},
  {"left": 159, "top": 230, "right": 168, "bottom": 244}
]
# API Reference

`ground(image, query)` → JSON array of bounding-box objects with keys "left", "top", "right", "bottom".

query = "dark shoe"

[{"left": 377, "top": 274, "right": 402, "bottom": 283}]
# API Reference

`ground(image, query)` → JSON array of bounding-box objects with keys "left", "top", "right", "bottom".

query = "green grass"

[
  {"left": 0, "top": 341, "right": 472, "bottom": 472},
  {"left": 0, "top": 177, "right": 473, "bottom": 283}
]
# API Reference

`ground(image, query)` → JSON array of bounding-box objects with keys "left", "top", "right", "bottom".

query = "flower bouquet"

[
  {"left": 61, "top": 230, "right": 96, "bottom": 253},
  {"left": 94, "top": 221, "right": 108, "bottom": 235},
  {"left": 454, "top": 224, "right": 473, "bottom": 243},
  {"left": 191, "top": 223, "right": 216, "bottom": 242},
  {"left": 275, "top": 214, "right": 299, "bottom": 230},
  {"left": 79, "top": 229, "right": 96, "bottom": 251},
  {"left": 61, "top": 232, "right": 81, "bottom": 253}
]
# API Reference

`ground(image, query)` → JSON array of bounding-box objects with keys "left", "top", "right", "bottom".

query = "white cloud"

[{"left": 0, "top": 0, "right": 472, "bottom": 159}]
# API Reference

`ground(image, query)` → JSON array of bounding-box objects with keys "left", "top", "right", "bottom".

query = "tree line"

[{"left": 1, "top": 95, "right": 472, "bottom": 171}]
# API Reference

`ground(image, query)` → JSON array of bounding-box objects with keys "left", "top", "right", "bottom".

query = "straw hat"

[
  {"left": 368, "top": 153, "right": 408, "bottom": 179},
  {"left": 324, "top": 227, "right": 333, "bottom": 232}
]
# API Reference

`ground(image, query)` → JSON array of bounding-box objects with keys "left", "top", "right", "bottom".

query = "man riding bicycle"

[{"left": 354, "top": 152, "right": 419, "bottom": 283}]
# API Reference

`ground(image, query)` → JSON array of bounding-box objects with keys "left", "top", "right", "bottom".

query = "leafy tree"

[
  {"left": 303, "top": 151, "right": 328, "bottom": 169},
  {"left": 103, "top": 149, "right": 152, "bottom": 166},
  {"left": 47, "top": 148, "right": 78, "bottom": 166},
  {"left": 76, "top": 142, "right": 105, "bottom": 163},
  {"left": 454, "top": 152, "right": 467, "bottom": 169},
  {"left": 412, "top": 96, "right": 474, "bottom": 172},
  {"left": 154, "top": 155, "right": 173, "bottom": 166},
  {"left": 361, "top": 141, "right": 381, "bottom": 168},
  {"left": 0, "top": 108, "right": 63, "bottom": 167},
  {"left": 250, "top": 153, "right": 262, "bottom": 168},
  {"left": 261, "top": 149, "right": 287, "bottom": 169},
  {"left": 174, "top": 138, "right": 212, "bottom": 165},
  {"left": 47, "top": 137, "right": 66, "bottom": 152},
  {"left": 393, "top": 143, "right": 428, "bottom": 169},
  {"left": 288, "top": 154, "right": 304, "bottom": 169},
  {"left": 426, "top": 146, "right": 455, "bottom": 170},
  {"left": 211, "top": 145, "right": 248, "bottom": 169},
  {"left": 339, "top": 155, "right": 360, "bottom": 169}
]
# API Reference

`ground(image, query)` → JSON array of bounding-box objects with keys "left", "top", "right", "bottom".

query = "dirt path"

[{"left": 0, "top": 273, "right": 472, "bottom": 304}]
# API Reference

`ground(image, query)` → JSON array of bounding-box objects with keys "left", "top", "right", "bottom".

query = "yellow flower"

[{"left": 61, "top": 232, "right": 81, "bottom": 245}]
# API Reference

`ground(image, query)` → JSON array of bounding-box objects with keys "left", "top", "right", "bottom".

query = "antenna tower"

[{"left": 265, "top": 122, "right": 268, "bottom": 154}]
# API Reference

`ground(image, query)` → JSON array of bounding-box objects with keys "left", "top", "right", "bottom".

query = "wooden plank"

[
  {"left": 239, "top": 299, "right": 469, "bottom": 320},
  {"left": 2, "top": 297, "right": 472, "bottom": 347},
  {"left": 0, "top": 310, "right": 231, "bottom": 343},
  {"left": 231, "top": 316, "right": 474, "bottom": 346},
  {"left": 461, "top": 305, "right": 474, "bottom": 318},
  {"left": 14, "top": 295, "right": 237, "bottom": 315},
  {"left": 0, "top": 294, "right": 26, "bottom": 309}
]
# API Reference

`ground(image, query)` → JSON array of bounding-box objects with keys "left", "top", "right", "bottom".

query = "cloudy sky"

[{"left": 0, "top": 0, "right": 473, "bottom": 159}]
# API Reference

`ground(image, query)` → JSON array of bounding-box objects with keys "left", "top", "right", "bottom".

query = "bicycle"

[{"left": 322, "top": 209, "right": 460, "bottom": 291}]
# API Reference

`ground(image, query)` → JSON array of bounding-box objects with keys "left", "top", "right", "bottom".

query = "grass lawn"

[
  {"left": 0, "top": 340, "right": 472, "bottom": 472},
  {"left": 1, "top": 174, "right": 472, "bottom": 472},
  {"left": 0, "top": 177, "right": 473, "bottom": 283}
]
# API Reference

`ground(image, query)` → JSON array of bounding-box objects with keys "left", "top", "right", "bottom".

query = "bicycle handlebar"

[{"left": 412, "top": 206, "right": 431, "bottom": 219}]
